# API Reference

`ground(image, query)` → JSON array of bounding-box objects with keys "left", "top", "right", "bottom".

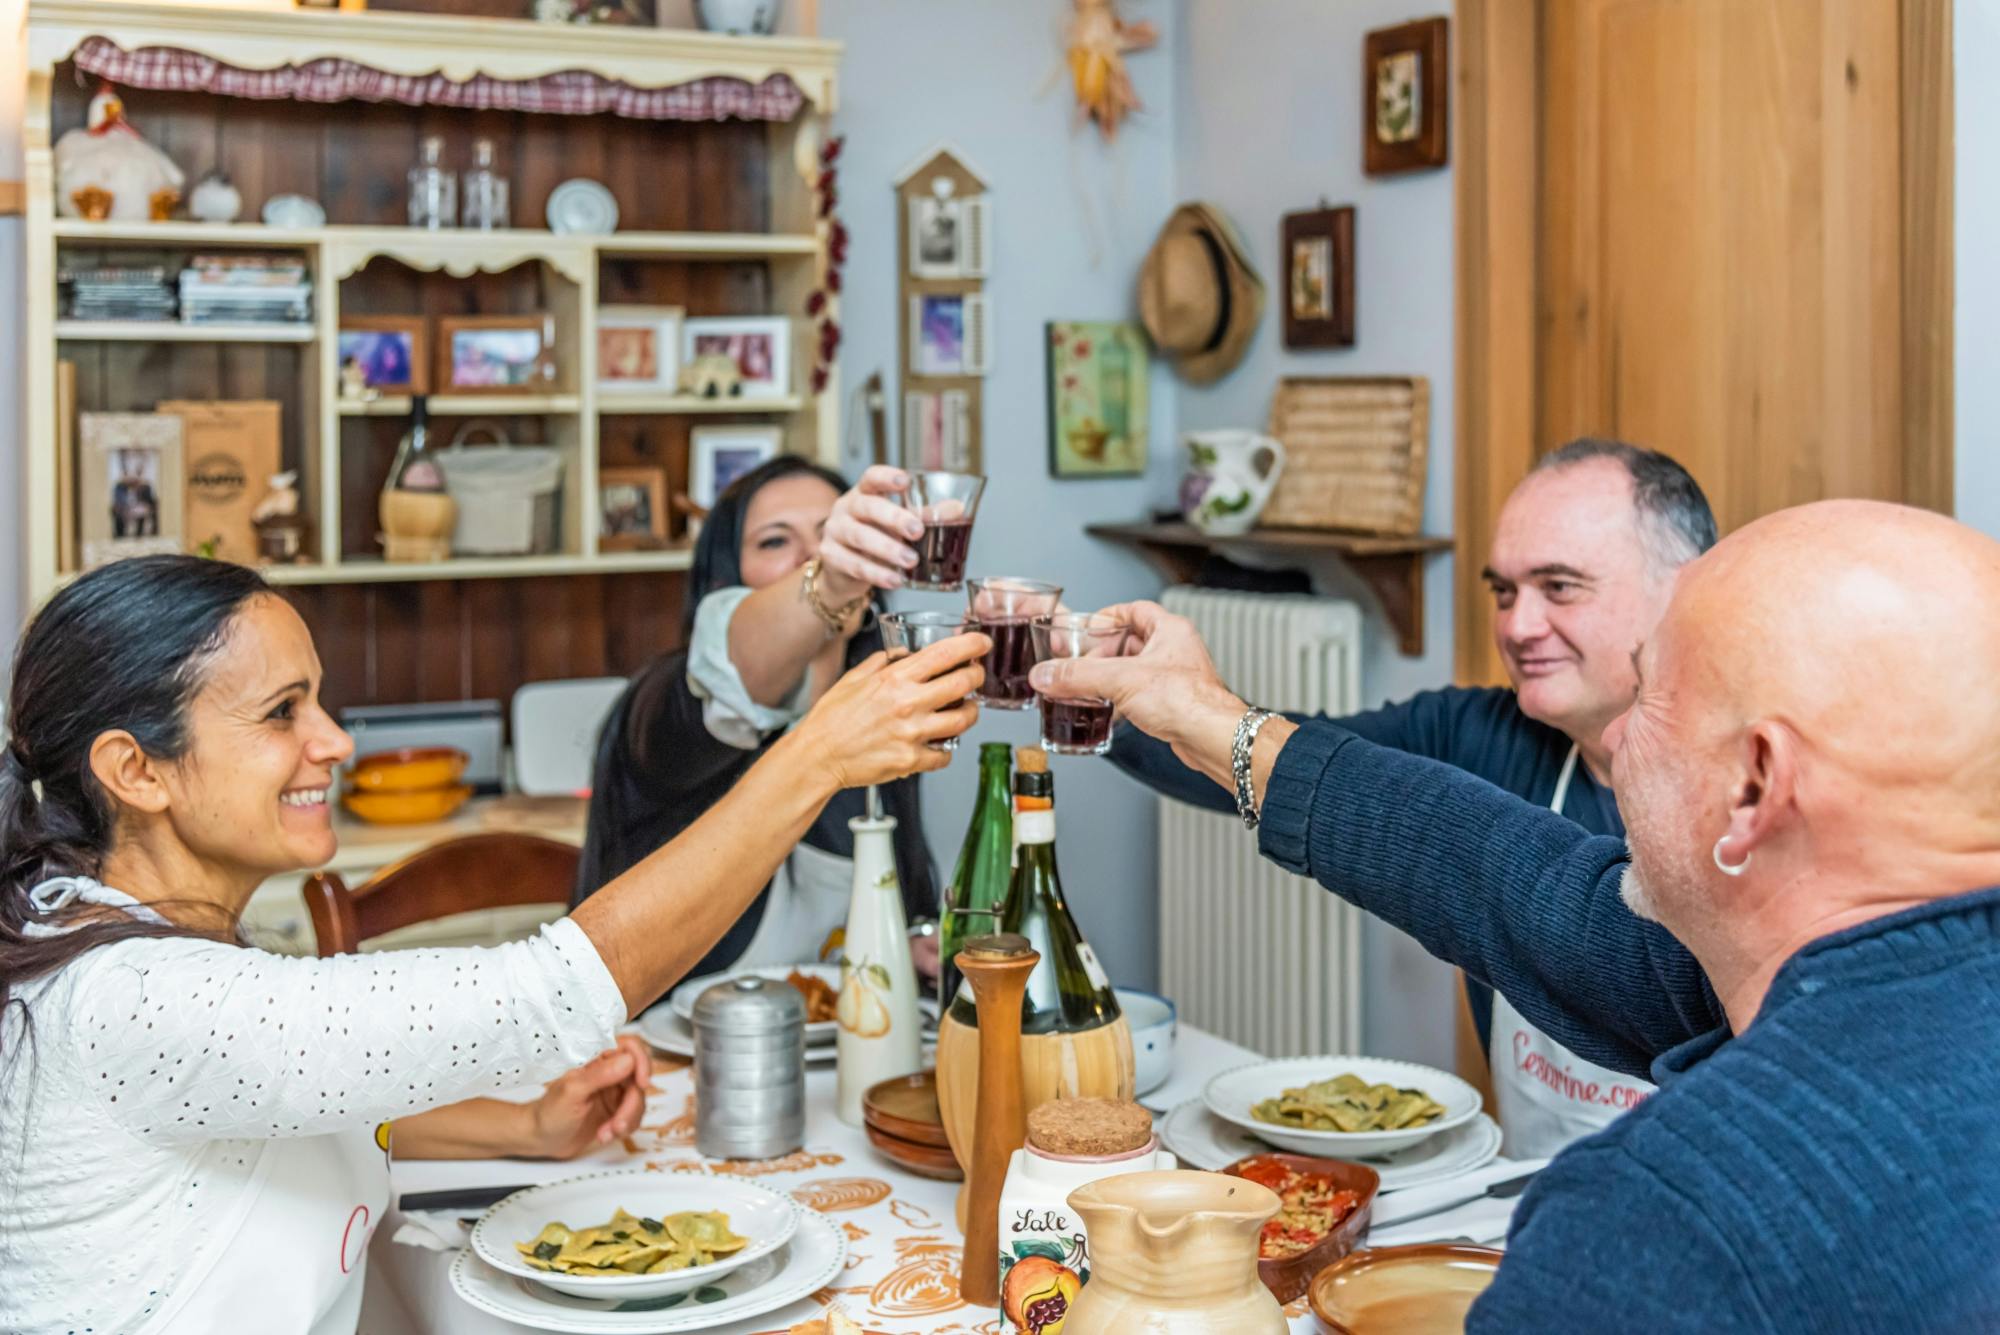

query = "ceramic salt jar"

[
  {"left": 996, "top": 1098, "right": 1176, "bottom": 1334},
  {"left": 1062, "top": 1170, "right": 1286, "bottom": 1335}
]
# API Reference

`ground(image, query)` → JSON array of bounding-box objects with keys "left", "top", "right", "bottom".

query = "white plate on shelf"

[
  {"left": 470, "top": 1170, "right": 799, "bottom": 1301},
  {"left": 1204, "top": 1056, "right": 1483, "bottom": 1159},
  {"left": 1160, "top": 1098, "right": 1503, "bottom": 1193},
  {"left": 547, "top": 178, "right": 619, "bottom": 235},
  {"left": 452, "top": 1205, "right": 846, "bottom": 1333},
  {"left": 670, "top": 964, "right": 842, "bottom": 1044}
]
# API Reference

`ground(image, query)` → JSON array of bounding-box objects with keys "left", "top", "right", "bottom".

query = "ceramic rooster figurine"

[
  {"left": 55, "top": 85, "right": 185, "bottom": 222},
  {"left": 1064, "top": 0, "right": 1158, "bottom": 143}
]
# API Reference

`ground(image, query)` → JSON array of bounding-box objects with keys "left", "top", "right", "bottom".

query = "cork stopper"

[
  {"left": 1026, "top": 1098, "right": 1154, "bottom": 1158},
  {"left": 1016, "top": 747, "right": 1049, "bottom": 774},
  {"left": 960, "top": 931, "right": 1033, "bottom": 963}
]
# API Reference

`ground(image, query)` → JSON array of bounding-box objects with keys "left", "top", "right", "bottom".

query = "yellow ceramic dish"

[
  {"left": 1309, "top": 1244, "right": 1502, "bottom": 1335},
  {"left": 348, "top": 747, "right": 469, "bottom": 794},
  {"left": 342, "top": 784, "right": 473, "bottom": 826}
]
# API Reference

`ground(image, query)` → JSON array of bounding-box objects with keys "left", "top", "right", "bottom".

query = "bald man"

[{"left": 1035, "top": 500, "right": 2000, "bottom": 1331}]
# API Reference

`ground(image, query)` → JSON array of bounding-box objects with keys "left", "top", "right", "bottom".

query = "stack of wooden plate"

[{"left": 861, "top": 1071, "right": 961, "bottom": 1181}]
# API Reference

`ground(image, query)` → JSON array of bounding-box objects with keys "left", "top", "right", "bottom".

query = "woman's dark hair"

[
  {"left": 1, "top": 555, "right": 270, "bottom": 1057},
  {"left": 684, "top": 454, "right": 852, "bottom": 635}
]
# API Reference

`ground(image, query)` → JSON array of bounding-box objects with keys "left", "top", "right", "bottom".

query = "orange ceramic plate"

[
  {"left": 342, "top": 784, "right": 474, "bottom": 826},
  {"left": 1310, "top": 1244, "right": 1502, "bottom": 1335},
  {"left": 348, "top": 746, "right": 469, "bottom": 794}
]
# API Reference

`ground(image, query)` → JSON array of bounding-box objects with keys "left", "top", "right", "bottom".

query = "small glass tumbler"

[
  {"left": 1030, "top": 612, "right": 1130, "bottom": 756},
  {"left": 879, "top": 609, "right": 973, "bottom": 751},
  {"left": 901, "top": 472, "right": 986, "bottom": 591},
  {"left": 966, "top": 578, "right": 1064, "bottom": 711}
]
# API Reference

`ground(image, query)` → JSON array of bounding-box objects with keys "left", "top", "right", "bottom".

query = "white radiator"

[{"left": 1157, "top": 587, "right": 1366, "bottom": 1058}]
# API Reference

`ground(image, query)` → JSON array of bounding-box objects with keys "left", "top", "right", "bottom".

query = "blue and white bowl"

[{"left": 1115, "top": 987, "right": 1177, "bottom": 1096}]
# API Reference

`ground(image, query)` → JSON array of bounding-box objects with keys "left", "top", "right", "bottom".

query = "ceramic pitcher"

[
  {"left": 1060, "top": 1170, "right": 1286, "bottom": 1335},
  {"left": 834, "top": 813, "right": 923, "bottom": 1125},
  {"left": 1180, "top": 430, "right": 1286, "bottom": 537}
]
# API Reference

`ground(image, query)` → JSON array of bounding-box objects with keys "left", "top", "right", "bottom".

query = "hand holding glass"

[
  {"left": 1030, "top": 613, "right": 1130, "bottom": 756},
  {"left": 880, "top": 610, "right": 976, "bottom": 751},
  {"left": 900, "top": 472, "right": 986, "bottom": 591}
]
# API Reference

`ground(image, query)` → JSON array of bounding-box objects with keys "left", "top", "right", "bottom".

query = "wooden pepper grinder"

[{"left": 956, "top": 932, "right": 1039, "bottom": 1308}]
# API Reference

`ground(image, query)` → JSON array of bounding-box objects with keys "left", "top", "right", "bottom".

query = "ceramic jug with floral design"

[
  {"left": 1061, "top": 1170, "right": 1286, "bottom": 1334},
  {"left": 1180, "top": 430, "right": 1286, "bottom": 537},
  {"left": 835, "top": 812, "right": 922, "bottom": 1125}
]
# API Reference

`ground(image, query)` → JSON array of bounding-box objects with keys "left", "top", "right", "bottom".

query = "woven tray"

[{"left": 1260, "top": 376, "right": 1429, "bottom": 535}]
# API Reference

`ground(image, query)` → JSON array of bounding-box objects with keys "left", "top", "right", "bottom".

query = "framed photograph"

[
  {"left": 598, "top": 465, "right": 668, "bottom": 551},
  {"left": 909, "top": 292, "right": 991, "bottom": 377},
  {"left": 1283, "top": 206, "right": 1357, "bottom": 348},
  {"left": 597, "top": 305, "right": 683, "bottom": 395},
  {"left": 80, "top": 412, "right": 185, "bottom": 569},
  {"left": 1364, "top": 16, "right": 1449, "bottom": 175},
  {"left": 683, "top": 316, "right": 790, "bottom": 399},
  {"left": 337, "top": 316, "right": 429, "bottom": 395},
  {"left": 1046, "top": 321, "right": 1149, "bottom": 478},
  {"left": 435, "top": 315, "right": 556, "bottom": 394},
  {"left": 690, "top": 426, "right": 782, "bottom": 509},
  {"left": 910, "top": 194, "right": 962, "bottom": 278}
]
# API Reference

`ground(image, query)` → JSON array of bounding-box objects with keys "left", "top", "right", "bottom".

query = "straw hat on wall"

[{"left": 1137, "top": 202, "right": 1265, "bottom": 384}]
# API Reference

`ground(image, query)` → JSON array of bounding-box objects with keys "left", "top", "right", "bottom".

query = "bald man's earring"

[{"left": 1713, "top": 837, "right": 1752, "bottom": 877}]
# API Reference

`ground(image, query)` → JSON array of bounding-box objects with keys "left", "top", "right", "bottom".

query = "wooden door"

[{"left": 1455, "top": 0, "right": 1953, "bottom": 686}]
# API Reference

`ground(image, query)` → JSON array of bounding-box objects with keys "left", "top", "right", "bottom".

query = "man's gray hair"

[{"left": 1533, "top": 438, "right": 1718, "bottom": 569}]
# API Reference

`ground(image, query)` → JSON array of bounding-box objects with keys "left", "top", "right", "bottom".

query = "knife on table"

[
  {"left": 399, "top": 1184, "right": 531, "bottom": 1214},
  {"left": 1370, "top": 1165, "right": 1546, "bottom": 1230}
]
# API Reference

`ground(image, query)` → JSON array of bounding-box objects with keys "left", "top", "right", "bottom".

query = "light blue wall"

[
  {"left": 819, "top": 0, "right": 1185, "bottom": 991},
  {"left": 1171, "top": 0, "right": 1460, "bottom": 1068},
  {"left": 1957, "top": 0, "right": 1999, "bottom": 537}
]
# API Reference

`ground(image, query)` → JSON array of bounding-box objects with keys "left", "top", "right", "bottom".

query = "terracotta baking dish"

[
  {"left": 1309, "top": 1242, "right": 1502, "bottom": 1334},
  {"left": 1223, "top": 1151, "right": 1380, "bottom": 1305},
  {"left": 342, "top": 784, "right": 474, "bottom": 826},
  {"left": 347, "top": 746, "right": 469, "bottom": 793}
]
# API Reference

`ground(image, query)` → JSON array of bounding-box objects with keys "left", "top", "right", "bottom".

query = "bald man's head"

[{"left": 1606, "top": 500, "right": 2000, "bottom": 956}]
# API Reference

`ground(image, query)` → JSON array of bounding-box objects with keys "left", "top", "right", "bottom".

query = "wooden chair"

[{"left": 303, "top": 832, "right": 580, "bottom": 957}]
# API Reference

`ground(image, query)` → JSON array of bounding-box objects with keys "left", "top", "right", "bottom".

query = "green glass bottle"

[{"left": 940, "top": 742, "right": 1014, "bottom": 1011}]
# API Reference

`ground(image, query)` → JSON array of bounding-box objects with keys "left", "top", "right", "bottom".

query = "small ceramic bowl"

[
  {"left": 863, "top": 1122, "right": 963, "bottom": 1180},
  {"left": 347, "top": 746, "right": 469, "bottom": 793},
  {"left": 341, "top": 784, "right": 473, "bottom": 826},
  {"left": 1115, "top": 987, "right": 1177, "bottom": 1096},
  {"left": 1222, "top": 1152, "right": 1379, "bottom": 1305},
  {"left": 1309, "top": 1243, "right": 1503, "bottom": 1335},
  {"left": 863, "top": 1071, "right": 952, "bottom": 1150}
]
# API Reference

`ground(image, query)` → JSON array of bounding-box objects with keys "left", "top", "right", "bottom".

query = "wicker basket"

[{"left": 1259, "top": 376, "right": 1430, "bottom": 535}]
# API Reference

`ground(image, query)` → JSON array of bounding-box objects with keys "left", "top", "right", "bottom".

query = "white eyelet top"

[{"left": 0, "top": 876, "right": 626, "bottom": 1335}]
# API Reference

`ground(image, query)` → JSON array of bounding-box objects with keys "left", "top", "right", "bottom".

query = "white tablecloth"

[{"left": 367, "top": 1027, "right": 1511, "bottom": 1333}]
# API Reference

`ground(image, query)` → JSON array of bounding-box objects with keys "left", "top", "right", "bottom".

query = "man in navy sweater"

[
  {"left": 1116, "top": 438, "right": 1716, "bottom": 1157},
  {"left": 1035, "top": 500, "right": 2000, "bottom": 1330}
]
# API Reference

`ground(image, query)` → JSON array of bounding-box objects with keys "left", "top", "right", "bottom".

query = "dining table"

[{"left": 365, "top": 1022, "right": 1522, "bottom": 1334}]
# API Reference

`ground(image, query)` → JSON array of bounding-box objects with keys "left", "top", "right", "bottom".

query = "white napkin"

[
  {"left": 392, "top": 1210, "right": 469, "bottom": 1252},
  {"left": 1366, "top": 1195, "right": 1519, "bottom": 1249}
]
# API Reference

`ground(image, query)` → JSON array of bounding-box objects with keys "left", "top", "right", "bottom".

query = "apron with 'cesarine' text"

[{"left": 1487, "top": 745, "right": 1655, "bottom": 1159}]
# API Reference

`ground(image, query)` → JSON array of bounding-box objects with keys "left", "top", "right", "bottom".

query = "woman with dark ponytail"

[{"left": 0, "top": 555, "right": 984, "bottom": 1334}]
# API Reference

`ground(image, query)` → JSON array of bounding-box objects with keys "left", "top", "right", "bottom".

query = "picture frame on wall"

[
  {"left": 683, "top": 316, "right": 791, "bottom": 399},
  {"left": 80, "top": 412, "right": 186, "bottom": 569},
  {"left": 1363, "top": 16, "right": 1449, "bottom": 176},
  {"left": 690, "top": 425, "right": 782, "bottom": 509},
  {"left": 907, "top": 193, "right": 992, "bottom": 279},
  {"left": 598, "top": 465, "right": 668, "bottom": 551},
  {"left": 1046, "top": 321, "right": 1149, "bottom": 479},
  {"left": 1282, "top": 205, "right": 1357, "bottom": 348},
  {"left": 435, "top": 314, "right": 557, "bottom": 394},
  {"left": 910, "top": 292, "right": 991, "bottom": 376},
  {"left": 596, "top": 305, "right": 683, "bottom": 396},
  {"left": 337, "top": 315, "right": 429, "bottom": 395}
]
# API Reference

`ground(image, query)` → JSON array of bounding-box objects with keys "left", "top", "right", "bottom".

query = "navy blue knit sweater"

[{"left": 1261, "top": 721, "right": 2000, "bottom": 1332}]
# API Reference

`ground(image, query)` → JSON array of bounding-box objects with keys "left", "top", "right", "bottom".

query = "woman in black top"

[{"left": 574, "top": 457, "right": 936, "bottom": 979}]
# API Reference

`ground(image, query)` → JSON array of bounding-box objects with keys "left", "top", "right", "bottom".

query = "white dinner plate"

[
  {"left": 547, "top": 178, "right": 620, "bottom": 235},
  {"left": 471, "top": 1170, "right": 799, "bottom": 1301},
  {"left": 670, "top": 964, "right": 842, "bottom": 1045},
  {"left": 1204, "top": 1056, "right": 1483, "bottom": 1159},
  {"left": 452, "top": 1202, "right": 846, "bottom": 1333},
  {"left": 1160, "top": 1098, "right": 1503, "bottom": 1193}
]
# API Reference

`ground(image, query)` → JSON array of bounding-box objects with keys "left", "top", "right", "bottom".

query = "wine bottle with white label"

[{"left": 1003, "top": 751, "right": 1123, "bottom": 1034}]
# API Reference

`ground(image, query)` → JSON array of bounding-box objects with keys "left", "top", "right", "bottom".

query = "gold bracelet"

[{"left": 800, "top": 557, "right": 866, "bottom": 639}]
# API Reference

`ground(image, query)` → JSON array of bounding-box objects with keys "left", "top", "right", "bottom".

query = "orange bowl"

[
  {"left": 1309, "top": 1243, "right": 1503, "bottom": 1335},
  {"left": 342, "top": 784, "right": 473, "bottom": 826},
  {"left": 348, "top": 747, "right": 469, "bottom": 794}
]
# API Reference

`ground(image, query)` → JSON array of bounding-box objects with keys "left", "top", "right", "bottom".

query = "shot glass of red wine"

[
  {"left": 965, "top": 577, "right": 1064, "bottom": 711},
  {"left": 879, "top": 610, "right": 973, "bottom": 751},
  {"left": 1030, "top": 612, "right": 1131, "bottom": 756},
  {"left": 900, "top": 471, "right": 986, "bottom": 591}
]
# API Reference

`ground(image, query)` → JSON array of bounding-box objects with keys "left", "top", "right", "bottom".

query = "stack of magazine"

[
  {"left": 60, "top": 264, "right": 176, "bottom": 322},
  {"left": 177, "top": 253, "right": 312, "bottom": 327}
]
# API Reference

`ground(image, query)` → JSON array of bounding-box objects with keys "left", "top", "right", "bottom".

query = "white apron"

[
  {"left": 149, "top": 1129, "right": 388, "bottom": 1334},
  {"left": 730, "top": 838, "right": 854, "bottom": 969},
  {"left": 1487, "top": 745, "right": 1655, "bottom": 1158}
]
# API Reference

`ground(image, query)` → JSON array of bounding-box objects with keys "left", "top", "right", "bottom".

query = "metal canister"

[{"left": 692, "top": 975, "right": 806, "bottom": 1160}]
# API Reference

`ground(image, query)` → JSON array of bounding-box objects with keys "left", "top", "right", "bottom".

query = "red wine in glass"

[
  {"left": 975, "top": 616, "right": 1037, "bottom": 709},
  {"left": 1041, "top": 696, "right": 1114, "bottom": 755},
  {"left": 911, "top": 517, "right": 974, "bottom": 591}
]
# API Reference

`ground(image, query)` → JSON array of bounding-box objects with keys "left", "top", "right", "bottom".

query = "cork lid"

[{"left": 1026, "top": 1097, "right": 1155, "bottom": 1158}]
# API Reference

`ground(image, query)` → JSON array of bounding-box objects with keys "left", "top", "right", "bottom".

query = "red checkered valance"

[{"left": 72, "top": 36, "right": 806, "bottom": 122}]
